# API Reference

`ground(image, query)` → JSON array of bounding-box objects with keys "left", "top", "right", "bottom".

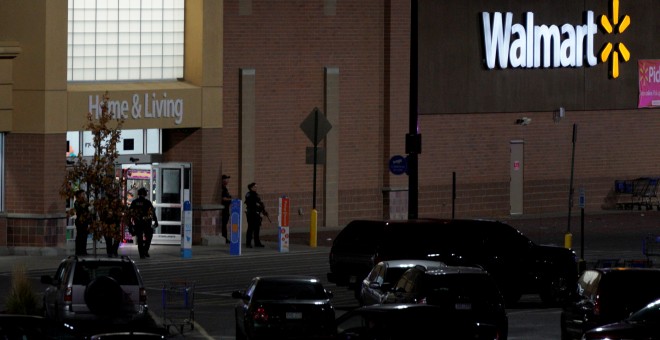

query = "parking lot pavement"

[
  {"left": 1, "top": 210, "right": 658, "bottom": 339},
  {"left": 2, "top": 210, "right": 660, "bottom": 273}
]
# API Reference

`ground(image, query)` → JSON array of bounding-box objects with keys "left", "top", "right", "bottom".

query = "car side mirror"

[{"left": 325, "top": 289, "right": 334, "bottom": 299}]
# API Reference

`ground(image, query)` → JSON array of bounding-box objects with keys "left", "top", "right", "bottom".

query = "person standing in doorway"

[
  {"left": 74, "top": 190, "right": 91, "bottom": 256},
  {"left": 129, "top": 187, "right": 158, "bottom": 259},
  {"left": 221, "top": 174, "right": 232, "bottom": 244},
  {"left": 244, "top": 182, "right": 268, "bottom": 248}
]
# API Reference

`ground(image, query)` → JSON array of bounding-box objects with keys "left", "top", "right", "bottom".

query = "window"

[
  {"left": 68, "top": 0, "right": 184, "bottom": 81},
  {"left": 67, "top": 129, "right": 160, "bottom": 156}
]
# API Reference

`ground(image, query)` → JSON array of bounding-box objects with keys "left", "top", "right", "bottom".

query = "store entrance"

[{"left": 122, "top": 162, "right": 192, "bottom": 245}]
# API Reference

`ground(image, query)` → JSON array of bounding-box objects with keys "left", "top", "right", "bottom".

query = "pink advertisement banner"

[{"left": 639, "top": 60, "right": 660, "bottom": 108}]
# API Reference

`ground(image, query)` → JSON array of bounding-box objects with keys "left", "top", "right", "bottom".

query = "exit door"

[
  {"left": 152, "top": 163, "right": 192, "bottom": 245},
  {"left": 120, "top": 162, "right": 192, "bottom": 245}
]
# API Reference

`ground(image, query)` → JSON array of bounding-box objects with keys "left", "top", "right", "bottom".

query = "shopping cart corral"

[
  {"left": 614, "top": 177, "right": 660, "bottom": 210},
  {"left": 162, "top": 280, "right": 195, "bottom": 334}
]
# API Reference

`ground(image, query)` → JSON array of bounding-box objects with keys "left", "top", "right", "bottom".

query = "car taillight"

[
  {"left": 140, "top": 287, "right": 148, "bottom": 304},
  {"left": 594, "top": 292, "right": 601, "bottom": 316},
  {"left": 252, "top": 306, "right": 269, "bottom": 322},
  {"left": 64, "top": 286, "right": 72, "bottom": 303}
]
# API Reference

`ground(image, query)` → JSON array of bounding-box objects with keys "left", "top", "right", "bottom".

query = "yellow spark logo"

[
  {"left": 599, "top": 0, "right": 631, "bottom": 79},
  {"left": 638, "top": 61, "right": 650, "bottom": 86}
]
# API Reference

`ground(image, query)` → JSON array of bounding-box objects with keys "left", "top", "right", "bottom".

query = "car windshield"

[
  {"left": 385, "top": 268, "right": 409, "bottom": 281},
  {"left": 254, "top": 281, "right": 327, "bottom": 300}
]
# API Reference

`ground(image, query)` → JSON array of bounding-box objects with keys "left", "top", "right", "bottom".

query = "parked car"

[
  {"left": 335, "top": 303, "right": 498, "bottom": 340},
  {"left": 0, "top": 314, "right": 81, "bottom": 339},
  {"left": 359, "top": 259, "right": 446, "bottom": 305},
  {"left": 40, "top": 255, "right": 157, "bottom": 335},
  {"left": 560, "top": 267, "right": 660, "bottom": 340},
  {"left": 382, "top": 265, "right": 508, "bottom": 339},
  {"left": 581, "top": 298, "right": 660, "bottom": 340},
  {"left": 232, "top": 275, "right": 336, "bottom": 340},
  {"left": 89, "top": 332, "right": 166, "bottom": 339},
  {"left": 328, "top": 218, "right": 578, "bottom": 305}
]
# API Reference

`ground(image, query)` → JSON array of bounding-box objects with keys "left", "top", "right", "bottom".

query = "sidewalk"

[{"left": 1, "top": 210, "right": 659, "bottom": 273}]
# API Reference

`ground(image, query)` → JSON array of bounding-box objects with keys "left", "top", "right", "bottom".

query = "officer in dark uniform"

[
  {"left": 244, "top": 182, "right": 267, "bottom": 248},
  {"left": 102, "top": 191, "right": 122, "bottom": 257},
  {"left": 129, "top": 187, "right": 158, "bottom": 258},
  {"left": 221, "top": 174, "right": 232, "bottom": 244},
  {"left": 74, "top": 190, "right": 91, "bottom": 256}
]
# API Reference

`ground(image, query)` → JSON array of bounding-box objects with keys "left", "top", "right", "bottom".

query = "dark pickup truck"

[{"left": 327, "top": 218, "right": 578, "bottom": 305}]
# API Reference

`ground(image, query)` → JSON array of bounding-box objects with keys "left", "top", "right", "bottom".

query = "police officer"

[
  {"left": 221, "top": 174, "right": 232, "bottom": 244},
  {"left": 129, "top": 187, "right": 158, "bottom": 258},
  {"left": 102, "top": 191, "right": 122, "bottom": 257},
  {"left": 244, "top": 182, "right": 267, "bottom": 248},
  {"left": 74, "top": 190, "right": 91, "bottom": 256}
]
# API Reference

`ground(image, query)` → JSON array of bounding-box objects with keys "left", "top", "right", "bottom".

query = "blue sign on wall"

[{"left": 389, "top": 155, "right": 407, "bottom": 175}]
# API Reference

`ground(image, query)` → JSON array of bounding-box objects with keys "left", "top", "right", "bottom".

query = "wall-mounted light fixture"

[
  {"left": 554, "top": 107, "right": 565, "bottom": 123},
  {"left": 515, "top": 117, "right": 532, "bottom": 126}
]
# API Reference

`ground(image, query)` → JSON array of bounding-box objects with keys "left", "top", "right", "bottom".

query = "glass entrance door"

[{"left": 151, "top": 163, "right": 192, "bottom": 245}]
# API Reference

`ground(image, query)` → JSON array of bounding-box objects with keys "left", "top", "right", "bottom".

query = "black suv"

[
  {"left": 560, "top": 267, "right": 660, "bottom": 340},
  {"left": 41, "top": 255, "right": 159, "bottom": 335},
  {"left": 327, "top": 218, "right": 578, "bottom": 305}
]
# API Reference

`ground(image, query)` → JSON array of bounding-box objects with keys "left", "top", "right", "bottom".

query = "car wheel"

[
  {"left": 85, "top": 275, "right": 124, "bottom": 316},
  {"left": 235, "top": 309, "right": 247, "bottom": 340},
  {"left": 540, "top": 274, "right": 572, "bottom": 306}
]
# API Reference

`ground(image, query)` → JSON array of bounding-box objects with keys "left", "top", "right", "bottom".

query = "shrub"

[{"left": 5, "top": 264, "right": 39, "bottom": 315}]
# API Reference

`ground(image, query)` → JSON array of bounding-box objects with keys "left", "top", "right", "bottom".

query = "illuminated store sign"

[
  {"left": 482, "top": 0, "right": 631, "bottom": 78},
  {"left": 88, "top": 92, "right": 184, "bottom": 125},
  {"left": 482, "top": 11, "right": 598, "bottom": 69}
]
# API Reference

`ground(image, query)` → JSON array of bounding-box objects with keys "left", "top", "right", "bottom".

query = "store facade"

[{"left": 0, "top": 0, "right": 659, "bottom": 251}]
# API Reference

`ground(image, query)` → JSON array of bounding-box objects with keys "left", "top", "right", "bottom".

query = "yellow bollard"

[
  {"left": 310, "top": 209, "right": 318, "bottom": 248},
  {"left": 564, "top": 232, "right": 573, "bottom": 249}
]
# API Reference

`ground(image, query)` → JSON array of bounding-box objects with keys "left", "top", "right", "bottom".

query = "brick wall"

[
  {"left": 6, "top": 134, "right": 65, "bottom": 214},
  {"left": 4, "top": 133, "right": 67, "bottom": 247},
  {"left": 223, "top": 1, "right": 660, "bottom": 229},
  {"left": 224, "top": 1, "right": 388, "bottom": 227}
]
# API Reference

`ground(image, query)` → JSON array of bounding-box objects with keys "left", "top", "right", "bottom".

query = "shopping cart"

[
  {"left": 643, "top": 233, "right": 660, "bottom": 265},
  {"left": 162, "top": 280, "right": 195, "bottom": 334}
]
